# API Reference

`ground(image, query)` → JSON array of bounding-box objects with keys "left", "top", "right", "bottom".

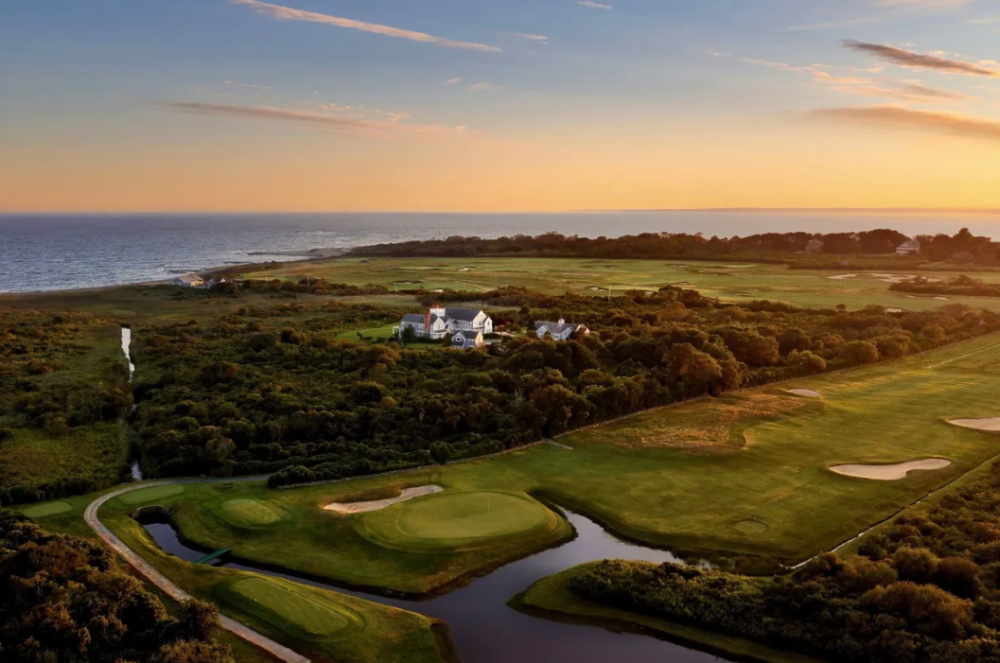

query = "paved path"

[{"left": 84, "top": 480, "right": 311, "bottom": 663}]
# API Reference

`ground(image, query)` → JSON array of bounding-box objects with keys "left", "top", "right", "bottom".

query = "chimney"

[{"left": 425, "top": 310, "right": 431, "bottom": 332}]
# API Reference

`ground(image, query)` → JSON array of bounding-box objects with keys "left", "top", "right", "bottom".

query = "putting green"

[
  {"left": 22, "top": 501, "right": 72, "bottom": 518},
  {"left": 119, "top": 484, "right": 185, "bottom": 505},
  {"left": 221, "top": 577, "right": 366, "bottom": 639},
  {"left": 358, "top": 491, "right": 553, "bottom": 552},
  {"left": 219, "top": 499, "right": 285, "bottom": 527}
]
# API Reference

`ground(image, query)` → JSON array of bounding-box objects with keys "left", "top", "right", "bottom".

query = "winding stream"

[
  {"left": 141, "top": 510, "right": 733, "bottom": 663},
  {"left": 121, "top": 326, "right": 143, "bottom": 481}
]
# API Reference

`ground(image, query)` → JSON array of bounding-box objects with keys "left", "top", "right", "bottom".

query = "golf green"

[
  {"left": 119, "top": 484, "right": 185, "bottom": 505},
  {"left": 219, "top": 499, "right": 285, "bottom": 527},
  {"left": 222, "top": 576, "right": 366, "bottom": 638},
  {"left": 22, "top": 501, "right": 72, "bottom": 518},
  {"left": 358, "top": 491, "right": 552, "bottom": 552}
]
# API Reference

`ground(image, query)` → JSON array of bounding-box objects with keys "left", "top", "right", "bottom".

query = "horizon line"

[{"left": 3, "top": 207, "right": 1000, "bottom": 216}]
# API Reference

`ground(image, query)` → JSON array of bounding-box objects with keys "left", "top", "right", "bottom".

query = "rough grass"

[
  {"left": 356, "top": 491, "right": 553, "bottom": 553},
  {"left": 513, "top": 564, "right": 822, "bottom": 663},
  {"left": 583, "top": 391, "right": 817, "bottom": 452}
]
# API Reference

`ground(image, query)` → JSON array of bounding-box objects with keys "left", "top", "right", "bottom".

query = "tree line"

[
  {"left": 569, "top": 459, "right": 1000, "bottom": 663},
  {"left": 348, "top": 228, "right": 1000, "bottom": 264}
]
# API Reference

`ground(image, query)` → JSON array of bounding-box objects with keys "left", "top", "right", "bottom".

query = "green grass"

[
  {"left": 21, "top": 501, "right": 72, "bottom": 518},
  {"left": 240, "top": 256, "right": 1000, "bottom": 312},
  {"left": 217, "top": 499, "right": 286, "bottom": 527},
  {"left": 219, "top": 576, "right": 365, "bottom": 638},
  {"left": 100, "top": 333, "right": 1000, "bottom": 594},
  {"left": 119, "top": 484, "right": 185, "bottom": 504},
  {"left": 357, "top": 491, "right": 554, "bottom": 552},
  {"left": 513, "top": 564, "right": 822, "bottom": 663},
  {"left": 334, "top": 323, "right": 399, "bottom": 341}
]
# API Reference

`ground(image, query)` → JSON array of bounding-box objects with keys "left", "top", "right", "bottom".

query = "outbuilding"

[{"left": 451, "top": 330, "right": 485, "bottom": 349}]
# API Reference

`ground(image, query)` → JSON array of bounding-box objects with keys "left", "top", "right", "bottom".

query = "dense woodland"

[
  {"left": 0, "top": 510, "right": 234, "bottom": 663},
  {"left": 127, "top": 287, "right": 1000, "bottom": 486},
  {"left": 351, "top": 228, "right": 999, "bottom": 265},
  {"left": 570, "top": 460, "right": 1000, "bottom": 663},
  {"left": 0, "top": 312, "right": 133, "bottom": 505}
]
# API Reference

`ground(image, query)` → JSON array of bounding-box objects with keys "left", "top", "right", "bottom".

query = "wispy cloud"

[
  {"left": 742, "top": 58, "right": 973, "bottom": 104},
  {"left": 154, "top": 101, "right": 468, "bottom": 139},
  {"left": 805, "top": 105, "right": 1000, "bottom": 142},
  {"left": 445, "top": 77, "right": 463, "bottom": 85},
  {"left": 576, "top": 1, "right": 613, "bottom": 9},
  {"left": 230, "top": 0, "right": 501, "bottom": 52},
  {"left": 510, "top": 32, "right": 550, "bottom": 43},
  {"left": 843, "top": 40, "right": 999, "bottom": 76}
]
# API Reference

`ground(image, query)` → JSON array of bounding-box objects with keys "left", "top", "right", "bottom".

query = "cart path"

[{"left": 84, "top": 480, "right": 311, "bottom": 663}]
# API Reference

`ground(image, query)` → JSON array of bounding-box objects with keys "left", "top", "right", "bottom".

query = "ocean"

[{"left": 2, "top": 211, "right": 998, "bottom": 294}]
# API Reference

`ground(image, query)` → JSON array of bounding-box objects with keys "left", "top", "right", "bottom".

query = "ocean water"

[{"left": 1, "top": 212, "right": 998, "bottom": 293}]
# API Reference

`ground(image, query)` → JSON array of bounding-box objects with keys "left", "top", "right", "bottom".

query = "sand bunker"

[
  {"left": 459, "top": 267, "right": 473, "bottom": 272},
  {"left": 324, "top": 485, "right": 443, "bottom": 514},
  {"left": 949, "top": 418, "right": 1000, "bottom": 432},
  {"left": 935, "top": 296, "right": 951, "bottom": 301},
  {"left": 829, "top": 273, "right": 942, "bottom": 285},
  {"left": 787, "top": 389, "right": 822, "bottom": 399},
  {"left": 830, "top": 459, "right": 951, "bottom": 481},
  {"left": 887, "top": 308, "right": 904, "bottom": 314}
]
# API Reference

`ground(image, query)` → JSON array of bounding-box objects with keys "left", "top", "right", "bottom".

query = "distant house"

[
  {"left": 396, "top": 305, "right": 493, "bottom": 340},
  {"left": 171, "top": 274, "right": 204, "bottom": 288},
  {"left": 896, "top": 239, "right": 921, "bottom": 256},
  {"left": 206, "top": 278, "right": 228, "bottom": 289},
  {"left": 805, "top": 239, "right": 825, "bottom": 254},
  {"left": 535, "top": 319, "right": 590, "bottom": 341},
  {"left": 951, "top": 251, "right": 976, "bottom": 263},
  {"left": 451, "top": 330, "right": 485, "bottom": 349}
]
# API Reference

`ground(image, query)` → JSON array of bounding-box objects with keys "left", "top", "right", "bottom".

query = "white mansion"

[{"left": 397, "top": 306, "right": 494, "bottom": 341}]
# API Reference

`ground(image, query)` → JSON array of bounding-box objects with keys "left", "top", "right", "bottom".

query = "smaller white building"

[
  {"left": 451, "top": 330, "right": 485, "bottom": 349},
  {"left": 171, "top": 274, "right": 205, "bottom": 288},
  {"left": 535, "top": 319, "right": 590, "bottom": 341},
  {"left": 206, "top": 278, "right": 228, "bottom": 288},
  {"left": 896, "top": 239, "right": 921, "bottom": 256}
]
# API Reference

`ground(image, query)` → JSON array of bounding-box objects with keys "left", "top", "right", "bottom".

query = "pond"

[{"left": 141, "top": 508, "right": 734, "bottom": 663}]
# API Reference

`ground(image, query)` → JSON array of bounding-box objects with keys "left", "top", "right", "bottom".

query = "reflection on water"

[{"left": 141, "top": 509, "right": 732, "bottom": 663}]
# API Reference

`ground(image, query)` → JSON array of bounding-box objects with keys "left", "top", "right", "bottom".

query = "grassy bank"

[
  {"left": 100, "top": 508, "right": 456, "bottom": 663},
  {"left": 513, "top": 563, "right": 821, "bottom": 663}
]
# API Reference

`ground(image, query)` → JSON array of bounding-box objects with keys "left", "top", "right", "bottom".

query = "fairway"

[
  {"left": 220, "top": 576, "right": 366, "bottom": 638},
  {"left": 358, "top": 492, "right": 553, "bottom": 552},
  {"left": 119, "top": 484, "right": 185, "bottom": 505},
  {"left": 218, "top": 499, "right": 285, "bottom": 527},
  {"left": 21, "top": 501, "right": 72, "bottom": 518},
  {"left": 241, "top": 256, "right": 1000, "bottom": 312}
]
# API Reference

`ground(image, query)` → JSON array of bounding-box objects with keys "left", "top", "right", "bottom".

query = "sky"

[{"left": 2, "top": 0, "right": 1000, "bottom": 212}]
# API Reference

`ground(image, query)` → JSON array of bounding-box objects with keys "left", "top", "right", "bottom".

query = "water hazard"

[{"left": 141, "top": 509, "right": 733, "bottom": 663}]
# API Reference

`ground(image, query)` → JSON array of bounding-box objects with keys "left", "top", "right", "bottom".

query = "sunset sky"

[{"left": 2, "top": 0, "right": 1000, "bottom": 212}]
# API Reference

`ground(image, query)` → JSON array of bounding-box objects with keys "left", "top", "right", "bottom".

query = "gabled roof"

[
  {"left": 402, "top": 314, "right": 425, "bottom": 324},
  {"left": 445, "top": 308, "right": 482, "bottom": 322},
  {"left": 536, "top": 321, "right": 584, "bottom": 336},
  {"left": 173, "top": 274, "right": 203, "bottom": 283},
  {"left": 452, "top": 330, "right": 482, "bottom": 342},
  {"left": 898, "top": 239, "right": 921, "bottom": 248}
]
